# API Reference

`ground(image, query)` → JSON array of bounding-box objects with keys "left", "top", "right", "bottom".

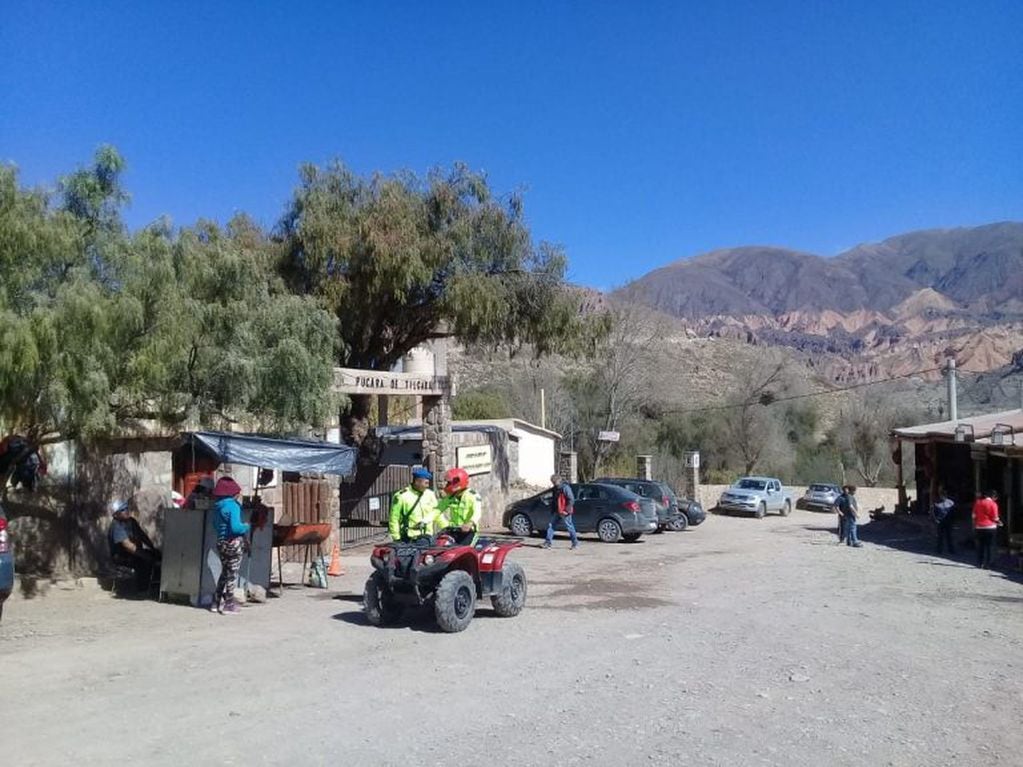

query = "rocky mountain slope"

[{"left": 615, "top": 222, "right": 1023, "bottom": 380}]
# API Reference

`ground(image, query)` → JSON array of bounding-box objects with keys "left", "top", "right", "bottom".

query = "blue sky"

[{"left": 2, "top": 1, "right": 1021, "bottom": 289}]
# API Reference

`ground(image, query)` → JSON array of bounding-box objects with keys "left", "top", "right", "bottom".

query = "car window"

[
  {"left": 771, "top": 481, "right": 781, "bottom": 491},
  {"left": 736, "top": 479, "right": 767, "bottom": 491},
  {"left": 576, "top": 485, "right": 602, "bottom": 501}
]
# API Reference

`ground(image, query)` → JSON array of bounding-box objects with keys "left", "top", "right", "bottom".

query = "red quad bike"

[{"left": 364, "top": 529, "right": 527, "bottom": 633}]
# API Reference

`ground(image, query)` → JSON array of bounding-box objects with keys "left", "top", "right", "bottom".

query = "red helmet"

[{"left": 444, "top": 467, "right": 469, "bottom": 495}]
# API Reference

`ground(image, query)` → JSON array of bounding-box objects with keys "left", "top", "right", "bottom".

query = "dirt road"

[{"left": 3, "top": 511, "right": 1021, "bottom": 766}]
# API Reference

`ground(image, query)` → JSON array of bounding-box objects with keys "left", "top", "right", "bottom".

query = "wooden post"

[{"left": 895, "top": 439, "right": 907, "bottom": 513}]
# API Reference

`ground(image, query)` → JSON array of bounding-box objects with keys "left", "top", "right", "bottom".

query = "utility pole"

[
  {"left": 945, "top": 357, "right": 958, "bottom": 422},
  {"left": 540, "top": 388, "right": 546, "bottom": 430}
]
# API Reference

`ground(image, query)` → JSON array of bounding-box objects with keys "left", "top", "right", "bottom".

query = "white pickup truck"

[{"left": 716, "top": 476, "right": 794, "bottom": 518}]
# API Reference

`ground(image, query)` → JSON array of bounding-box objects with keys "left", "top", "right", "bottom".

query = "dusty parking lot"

[{"left": 3, "top": 510, "right": 1022, "bottom": 767}]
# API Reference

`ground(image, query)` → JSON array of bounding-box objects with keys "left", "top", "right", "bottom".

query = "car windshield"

[
  {"left": 735, "top": 479, "right": 767, "bottom": 490},
  {"left": 810, "top": 484, "right": 838, "bottom": 493}
]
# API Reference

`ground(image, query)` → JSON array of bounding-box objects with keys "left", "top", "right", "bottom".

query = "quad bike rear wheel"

[
  {"left": 364, "top": 571, "right": 403, "bottom": 626},
  {"left": 490, "top": 562, "right": 527, "bottom": 617},
  {"left": 434, "top": 570, "right": 477, "bottom": 633}
]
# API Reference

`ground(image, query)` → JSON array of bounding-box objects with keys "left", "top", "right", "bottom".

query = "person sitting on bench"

[{"left": 108, "top": 499, "right": 161, "bottom": 592}]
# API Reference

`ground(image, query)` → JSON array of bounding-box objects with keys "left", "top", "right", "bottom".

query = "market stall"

[{"left": 160, "top": 431, "right": 357, "bottom": 605}]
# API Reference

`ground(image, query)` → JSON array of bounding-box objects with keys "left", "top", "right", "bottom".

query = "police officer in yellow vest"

[
  {"left": 388, "top": 467, "right": 439, "bottom": 542},
  {"left": 436, "top": 467, "right": 482, "bottom": 545}
]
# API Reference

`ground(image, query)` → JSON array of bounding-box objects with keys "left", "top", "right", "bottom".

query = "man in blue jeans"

[
  {"left": 836, "top": 485, "right": 862, "bottom": 548},
  {"left": 543, "top": 474, "right": 579, "bottom": 550}
]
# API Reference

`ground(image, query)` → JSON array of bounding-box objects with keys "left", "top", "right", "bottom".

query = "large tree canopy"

[
  {"left": 0, "top": 148, "right": 338, "bottom": 492},
  {"left": 277, "top": 161, "right": 585, "bottom": 372}
]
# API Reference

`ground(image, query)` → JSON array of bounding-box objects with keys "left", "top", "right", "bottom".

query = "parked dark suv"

[
  {"left": 0, "top": 502, "right": 13, "bottom": 621},
  {"left": 594, "top": 478, "right": 705, "bottom": 531}
]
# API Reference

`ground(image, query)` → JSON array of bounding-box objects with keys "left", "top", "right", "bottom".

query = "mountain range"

[{"left": 614, "top": 222, "right": 1023, "bottom": 381}]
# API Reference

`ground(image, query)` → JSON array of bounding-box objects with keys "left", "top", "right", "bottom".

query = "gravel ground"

[{"left": 2, "top": 509, "right": 1021, "bottom": 767}]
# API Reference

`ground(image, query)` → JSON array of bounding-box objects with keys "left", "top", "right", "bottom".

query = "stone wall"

[{"left": 7, "top": 438, "right": 176, "bottom": 577}]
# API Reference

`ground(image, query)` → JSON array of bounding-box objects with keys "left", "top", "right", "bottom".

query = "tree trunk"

[
  {"left": 341, "top": 394, "right": 386, "bottom": 467},
  {"left": 341, "top": 394, "right": 373, "bottom": 447}
]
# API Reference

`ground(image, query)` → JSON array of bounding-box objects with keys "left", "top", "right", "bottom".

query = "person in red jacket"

[{"left": 972, "top": 489, "right": 1001, "bottom": 569}]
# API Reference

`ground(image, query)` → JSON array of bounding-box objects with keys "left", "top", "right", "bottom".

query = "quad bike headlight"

[{"left": 422, "top": 554, "right": 435, "bottom": 565}]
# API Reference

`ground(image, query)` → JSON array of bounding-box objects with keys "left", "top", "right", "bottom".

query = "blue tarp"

[{"left": 184, "top": 431, "right": 357, "bottom": 477}]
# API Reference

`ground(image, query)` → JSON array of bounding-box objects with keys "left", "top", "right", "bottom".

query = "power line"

[{"left": 659, "top": 366, "right": 945, "bottom": 415}]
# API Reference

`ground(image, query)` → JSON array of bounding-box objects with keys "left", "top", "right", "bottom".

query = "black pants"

[
  {"left": 976, "top": 529, "right": 996, "bottom": 569},
  {"left": 113, "top": 552, "right": 160, "bottom": 591},
  {"left": 936, "top": 517, "right": 955, "bottom": 554}
]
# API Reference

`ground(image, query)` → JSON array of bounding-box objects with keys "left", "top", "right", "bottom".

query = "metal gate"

[{"left": 338, "top": 464, "right": 411, "bottom": 549}]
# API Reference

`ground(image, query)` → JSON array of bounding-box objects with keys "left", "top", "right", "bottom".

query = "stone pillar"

[
  {"left": 422, "top": 395, "right": 452, "bottom": 479},
  {"left": 558, "top": 451, "right": 578, "bottom": 483},
  {"left": 636, "top": 455, "right": 653, "bottom": 480},
  {"left": 684, "top": 450, "right": 701, "bottom": 506}
]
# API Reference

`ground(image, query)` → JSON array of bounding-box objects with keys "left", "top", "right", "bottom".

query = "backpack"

[{"left": 556, "top": 486, "right": 572, "bottom": 516}]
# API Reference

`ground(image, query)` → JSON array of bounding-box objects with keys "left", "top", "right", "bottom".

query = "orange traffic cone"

[{"left": 327, "top": 541, "right": 345, "bottom": 577}]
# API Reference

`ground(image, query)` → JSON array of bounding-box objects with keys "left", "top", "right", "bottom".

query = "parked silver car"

[{"left": 796, "top": 483, "right": 842, "bottom": 512}]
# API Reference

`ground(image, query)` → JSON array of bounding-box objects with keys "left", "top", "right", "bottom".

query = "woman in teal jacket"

[{"left": 212, "top": 476, "right": 249, "bottom": 615}]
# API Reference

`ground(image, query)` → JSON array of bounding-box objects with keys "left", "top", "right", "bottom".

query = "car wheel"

[
  {"left": 668, "top": 514, "right": 689, "bottom": 532},
  {"left": 755, "top": 502, "right": 766, "bottom": 519},
  {"left": 596, "top": 518, "right": 623, "bottom": 543},
  {"left": 364, "top": 572, "right": 402, "bottom": 626},
  {"left": 622, "top": 532, "right": 642, "bottom": 542},
  {"left": 509, "top": 513, "right": 532, "bottom": 538},
  {"left": 781, "top": 500, "right": 792, "bottom": 517},
  {"left": 434, "top": 570, "right": 477, "bottom": 633},
  {"left": 490, "top": 562, "right": 527, "bottom": 617}
]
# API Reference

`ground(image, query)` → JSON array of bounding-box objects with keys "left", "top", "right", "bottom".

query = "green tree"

[
  {"left": 0, "top": 149, "right": 339, "bottom": 496},
  {"left": 276, "top": 161, "right": 588, "bottom": 444},
  {"left": 451, "top": 388, "right": 511, "bottom": 420}
]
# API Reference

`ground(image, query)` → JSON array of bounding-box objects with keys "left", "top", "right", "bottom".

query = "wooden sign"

[{"left": 332, "top": 367, "right": 450, "bottom": 396}]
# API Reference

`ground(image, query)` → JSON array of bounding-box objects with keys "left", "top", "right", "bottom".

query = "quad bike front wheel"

[
  {"left": 364, "top": 571, "right": 403, "bottom": 626},
  {"left": 434, "top": 570, "right": 477, "bottom": 633},
  {"left": 491, "top": 562, "right": 527, "bottom": 617}
]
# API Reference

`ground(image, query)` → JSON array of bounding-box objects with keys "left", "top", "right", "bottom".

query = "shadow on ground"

[
  {"left": 845, "top": 515, "right": 1023, "bottom": 585},
  {"left": 331, "top": 605, "right": 505, "bottom": 633}
]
